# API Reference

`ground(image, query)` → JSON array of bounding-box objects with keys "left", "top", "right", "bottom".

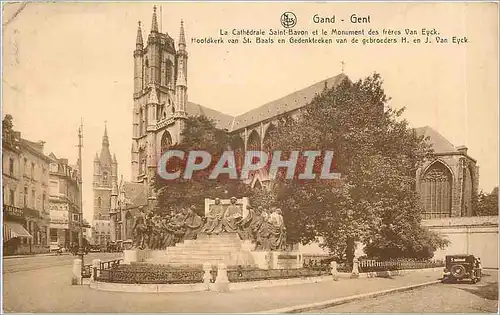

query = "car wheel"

[{"left": 451, "top": 265, "right": 466, "bottom": 279}]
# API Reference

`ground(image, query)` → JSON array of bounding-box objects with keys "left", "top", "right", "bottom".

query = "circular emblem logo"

[{"left": 281, "top": 12, "right": 297, "bottom": 28}]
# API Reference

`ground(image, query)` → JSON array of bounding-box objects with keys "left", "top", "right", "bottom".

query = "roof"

[
  {"left": 19, "top": 139, "right": 52, "bottom": 162},
  {"left": 231, "top": 74, "right": 347, "bottom": 131},
  {"left": 186, "top": 101, "right": 235, "bottom": 130},
  {"left": 120, "top": 181, "right": 147, "bottom": 209},
  {"left": 185, "top": 74, "right": 348, "bottom": 132},
  {"left": 414, "top": 126, "right": 458, "bottom": 154}
]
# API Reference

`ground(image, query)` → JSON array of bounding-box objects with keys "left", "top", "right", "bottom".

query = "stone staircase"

[{"left": 147, "top": 233, "right": 257, "bottom": 267}]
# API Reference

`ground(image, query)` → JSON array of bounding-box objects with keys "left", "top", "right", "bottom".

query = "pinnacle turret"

[
  {"left": 151, "top": 6, "right": 158, "bottom": 33},
  {"left": 178, "top": 20, "right": 186, "bottom": 49},
  {"left": 136, "top": 21, "right": 143, "bottom": 48}
]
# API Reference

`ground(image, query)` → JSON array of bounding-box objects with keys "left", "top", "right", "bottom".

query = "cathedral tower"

[{"left": 131, "top": 7, "right": 188, "bottom": 193}]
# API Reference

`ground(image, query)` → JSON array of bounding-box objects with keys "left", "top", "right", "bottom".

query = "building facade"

[
  {"left": 48, "top": 153, "right": 81, "bottom": 249},
  {"left": 92, "top": 125, "right": 118, "bottom": 245},
  {"left": 2, "top": 115, "right": 51, "bottom": 255},
  {"left": 129, "top": 9, "right": 479, "bottom": 220}
]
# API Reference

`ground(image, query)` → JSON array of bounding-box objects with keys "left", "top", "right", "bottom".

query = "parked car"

[
  {"left": 442, "top": 254, "right": 481, "bottom": 284},
  {"left": 49, "top": 243, "right": 61, "bottom": 253},
  {"left": 89, "top": 245, "right": 101, "bottom": 253}
]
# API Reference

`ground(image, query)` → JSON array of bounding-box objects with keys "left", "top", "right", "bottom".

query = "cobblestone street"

[
  {"left": 308, "top": 270, "right": 498, "bottom": 313},
  {"left": 2, "top": 254, "right": 452, "bottom": 313}
]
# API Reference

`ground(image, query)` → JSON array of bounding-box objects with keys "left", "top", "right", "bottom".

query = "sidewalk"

[
  {"left": 3, "top": 252, "right": 70, "bottom": 259},
  {"left": 4, "top": 267, "right": 443, "bottom": 313}
]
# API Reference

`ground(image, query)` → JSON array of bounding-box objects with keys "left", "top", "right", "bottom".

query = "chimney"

[{"left": 457, "top": 145, "right": 468, "bottom": 155}]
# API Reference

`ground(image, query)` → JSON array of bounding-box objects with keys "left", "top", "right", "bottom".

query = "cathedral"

[{"left": 113, "top": 7, "right": 479, "bottom": 246}]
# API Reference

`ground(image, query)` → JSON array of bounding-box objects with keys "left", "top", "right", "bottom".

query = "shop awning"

[{"left": 3, "top": 222, "right": 33, "bottom": 242}]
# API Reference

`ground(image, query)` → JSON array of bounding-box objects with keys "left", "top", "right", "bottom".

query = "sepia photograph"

[{"left": 1, "top": 1, "right": 499, "bottom": 313}]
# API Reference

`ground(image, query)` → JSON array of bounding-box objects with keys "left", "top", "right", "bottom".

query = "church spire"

[
  {"left": 151, "top": 6, "right": 158, "bottom": 33},
  {"left": 100, "top": 123, "right": 112, "bottom": 166},
  {"left": 178, "top": 20, "right": 186, "bottom": 49},
  {"left": 102, "top": 121, "right": 109, "bottom": 147},
  {"left": 136, "top": 21, "right": 143, "bottom": 49}
]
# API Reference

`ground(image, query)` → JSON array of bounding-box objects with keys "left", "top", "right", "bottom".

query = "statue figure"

[
  {"left": 268, "top": 208, "right": 286, "bottom": 250},
  {"left": 166, "top": 209, "right": 187, "bottom": 245},
  {"left": 183, "top": 205, "right": 203, "bottom": 240},
  {"left": 237, "top": 205, "right": 256, "bottom": 240},
  {"left": 151, "top": 214, "right": 163, "bottom": 249},
  {"left": 132, "top": 206, "right": 147, "bottom": 249},
  {"left": 160, "top": 210, "right": 176, "bottom": 248},
  {"left": 200, "top": 198, "right": 224, "bottom": 235},
  {"left": 221, "top": 197, "right": 243, "bottom": 233},
  {"left": 256, "top": 207, "right": 272, "bottom": 250},
  {"left": 144, "top": 212, "right": 155, "bottom": 249}
]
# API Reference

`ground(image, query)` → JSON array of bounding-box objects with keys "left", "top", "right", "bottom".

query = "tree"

[
  {"left": 267, "top": 73, "right": 447, "bottom": 260},
  {"left": 475, "top": 187, "right": 499, "bottom": 216},
  {"left": 155, "top": 115, "right": 254, "bottom": 216}
]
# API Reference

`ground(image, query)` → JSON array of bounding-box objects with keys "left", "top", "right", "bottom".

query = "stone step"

[
  {"left": 175, "top": 242, "right": 242, "bottom": 248},
  {"left": 170, "top": 247, "right": 242, "bottom": 252}
]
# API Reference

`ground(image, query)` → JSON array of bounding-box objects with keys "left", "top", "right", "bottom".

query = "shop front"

[{"left": 3, "top": 205, "right": 33, "bottom": 256}]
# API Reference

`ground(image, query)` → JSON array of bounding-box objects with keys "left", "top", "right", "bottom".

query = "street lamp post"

[{"left": 77, "top": 120, "right": 84, "bottom": 274}]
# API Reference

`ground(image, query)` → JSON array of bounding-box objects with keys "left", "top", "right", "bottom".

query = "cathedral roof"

[
  {"left": 231, "top": 73, "right": 347, "bottom": 131},
  {"left": 186, "top": 101, "right": 235, "bottom": 130},
  {"left": 414, "top": 126, "right": 458, "bottom": 154},
  {"left": 185, "top": 73, "right": 347, "bottom": 131}
]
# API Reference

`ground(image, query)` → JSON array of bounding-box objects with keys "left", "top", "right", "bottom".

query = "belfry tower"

[
  {"left": 131, "top": 6, "right": 188, "bottom": 196},
  {"left": 93, "top": 123, "right": 118, "bottom": 221}
]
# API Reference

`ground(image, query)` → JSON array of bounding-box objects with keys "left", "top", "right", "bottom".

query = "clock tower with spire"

[{"left": 92, "top": 123, "right": 118, "bottom": 245}]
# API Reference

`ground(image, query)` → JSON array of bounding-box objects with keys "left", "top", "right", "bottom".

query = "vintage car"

[{"left": 442, "top": 254, "right": 481, "bottom": 284}]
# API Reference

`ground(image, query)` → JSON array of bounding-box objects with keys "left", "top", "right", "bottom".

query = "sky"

[{"left": 2, "top": 2, "right": 498, "bottom": 222}]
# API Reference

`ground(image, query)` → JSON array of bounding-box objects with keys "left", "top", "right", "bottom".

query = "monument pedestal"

[
  {"left": 123, "top": 249, "right": 149, "bottom": 264},
  {"left": 140, "top": 233, "right": 257, "bottom": 267}
]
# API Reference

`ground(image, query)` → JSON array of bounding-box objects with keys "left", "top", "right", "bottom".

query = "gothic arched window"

[
  {"left": 97, "top": 197, "right": 102, "bottom": 208},
  {"left": 102, "top": 172, "right": 108, "bottom": 185},
  {"left": 263, "top": 123, "right": 277, "bottom": 153},
  {"left": 160, "top": 131, "right": 173, "bottom": 155},
  {"left": 420, "top": 161, "right": 453, "bottom": 219},
  {"left": 247, "top": 130, "right": 261, "bottom": 151},
  {"left": 165, "top": 59, "right": 173, "bottom": 86}
]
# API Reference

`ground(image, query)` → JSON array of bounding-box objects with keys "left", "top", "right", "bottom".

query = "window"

[
  {"left": 49, "top": 180, "right": 59, "bottom": 195},
  {"left": 10, "top": 189, "right": 15, "bottom": 206},
  {"left": 24, "top": 187, "right": 28, "bottom": 207},
  {"left": 32, "top": 189, "right": 36, "bottom": 208},
  {"left": 50, "top": 163, "right": 58, "bottom": 173},
  {"left": 139, "top": 109, "right": 144, "bottom": 135},
  {"left": 24, "top": 158, "right": 28, "bottom": 176},
  {"left": 102, "top": 172, "right": 108, "bottom": 184},
  {"left": 97, "top": 197, "right": 102, "bottom": 208},
  {"left": 31, "top": 163, "right": 35, "bottom": 179},
  {"left": 420, "top": 161, "right": 453, "bottom": 219},
  {"left": 50, "top": 229, "right": 58, "bottom": 243},
  {"left": 42, "top": 193, "right": 46, "bottom": 211},
  {"left": 9, "top": 158, "right": 14, "bottom": 176}
]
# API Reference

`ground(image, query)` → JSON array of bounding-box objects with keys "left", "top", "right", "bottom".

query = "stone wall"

[{"left": 422, "top": 216, "right": 498, "bottom": 269}]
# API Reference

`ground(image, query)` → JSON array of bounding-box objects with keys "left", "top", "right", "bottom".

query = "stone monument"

[{"left": 122, "top": 197, "right": 302, "bottom": 269}]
